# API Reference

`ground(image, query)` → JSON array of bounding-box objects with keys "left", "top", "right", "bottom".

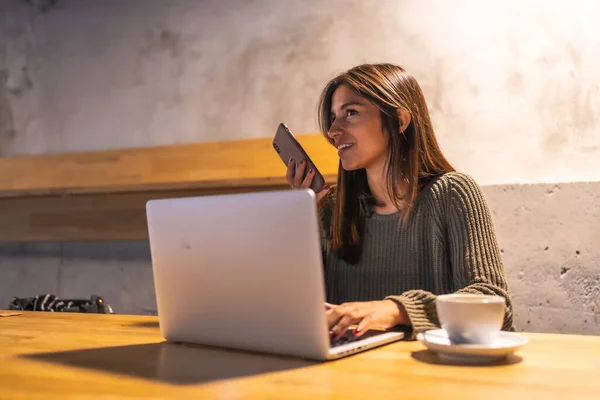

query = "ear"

[{"left": 396, "top": 108, "right": 411, "bottom": 133}]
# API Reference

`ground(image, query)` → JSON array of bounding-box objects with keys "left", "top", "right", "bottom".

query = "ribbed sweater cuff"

[{"left": 386, "top": 291, "right": 440, "bottom": 340}]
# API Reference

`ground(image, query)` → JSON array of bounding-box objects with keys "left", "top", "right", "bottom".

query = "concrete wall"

[
  {"left": 486, "top": 182, "right": 600, "bottom": 334},
  {"left": 0, "top": 0, "right": 598, "bottom": 334},
  {"left": 1, "top": 0, "right": 600, "bottom": 184}
]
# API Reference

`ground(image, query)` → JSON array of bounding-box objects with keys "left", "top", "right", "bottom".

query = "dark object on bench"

[{"left": 8, "top": 294, "right": 114, "bottom": 314}]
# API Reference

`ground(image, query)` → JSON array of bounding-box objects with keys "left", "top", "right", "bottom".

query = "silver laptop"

[{"left": 146, "top": 189, "right": 404, "bottom": 361}]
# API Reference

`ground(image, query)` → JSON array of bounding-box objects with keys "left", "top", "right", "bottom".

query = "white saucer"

[{"left": 416, "top": 329, "right": 528, "bottom": 363}]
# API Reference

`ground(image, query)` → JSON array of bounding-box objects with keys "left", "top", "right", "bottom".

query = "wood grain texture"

[
  {"left": 1, "top": 312, "right": 599, "bottom": 399},
  {"left": 0, "top": 134, "right": 339, "bottom": 241},
  {"left": 0, "top": 185, "right": 293, "bottom": 241},
  {"left": 0, "top": 134, "right": 338, "bottom": 197}
]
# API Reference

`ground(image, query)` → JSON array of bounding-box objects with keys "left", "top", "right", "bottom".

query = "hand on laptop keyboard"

[
  {"left": 330, "top": 328, "right": 387, "bottom": 347},
  {"left": 330, "top": 329, "right": 360, "bottom": 347}
]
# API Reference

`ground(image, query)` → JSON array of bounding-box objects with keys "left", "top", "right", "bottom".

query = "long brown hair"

[{"left": 318, "top": 63, "right": 454, "bottom": 263}]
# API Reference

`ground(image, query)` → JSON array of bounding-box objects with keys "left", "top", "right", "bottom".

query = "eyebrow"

[{"left": 330, "top": 101, "right": 363, "bottom": 113}]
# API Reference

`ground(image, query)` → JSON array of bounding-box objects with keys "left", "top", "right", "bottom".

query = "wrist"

[{"left": 383, "top": 299, "right": 409, "bottom": 326}]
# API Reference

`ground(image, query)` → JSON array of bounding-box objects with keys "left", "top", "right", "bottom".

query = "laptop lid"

[{"left": 146, "top": 189, "right": 331, "bottom": 360}]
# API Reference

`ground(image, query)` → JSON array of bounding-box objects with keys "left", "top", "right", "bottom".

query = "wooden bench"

[{"left": 0, "top": 134, "right": 338, "bottom": 241}]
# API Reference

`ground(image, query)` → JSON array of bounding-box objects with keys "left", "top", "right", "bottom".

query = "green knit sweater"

[{"left": 320, "top": 172, "right": 513, "bottom": 338}]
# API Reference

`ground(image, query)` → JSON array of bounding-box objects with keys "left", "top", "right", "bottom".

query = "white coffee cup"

[{"left": 436, "top": 294, "right": 506, "bottom": 345}]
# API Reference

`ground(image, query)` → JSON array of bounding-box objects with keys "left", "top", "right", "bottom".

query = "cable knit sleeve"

[{"left": 386, "top": 173, "right": 514, "bottom": 338}]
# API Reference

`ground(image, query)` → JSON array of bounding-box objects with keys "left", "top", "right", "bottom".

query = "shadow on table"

[
  {"left": 127, "top": 321, "right": 160, "bottom": 328},
  {"left": 411, "top": 350, "right": 523, "bottom": 366},
  {"left": 21, "top": 342, "right": 317, "bottom": 385}
]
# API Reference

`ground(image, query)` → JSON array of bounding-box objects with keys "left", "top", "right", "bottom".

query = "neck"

[{"left": 365, "top": 164, "right": 399, "bottom": 214}]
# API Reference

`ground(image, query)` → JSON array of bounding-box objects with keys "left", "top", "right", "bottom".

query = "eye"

[
  {"left": 329, "top": 113, "right": 336, "bottom": 123},
  {"left": 346, "top": 109, "right": 358, "bottom": 117}
]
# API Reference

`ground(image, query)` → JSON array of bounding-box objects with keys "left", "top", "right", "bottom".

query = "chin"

[{"left": 340, "top": 159, "right": 363, "bottom": 171}]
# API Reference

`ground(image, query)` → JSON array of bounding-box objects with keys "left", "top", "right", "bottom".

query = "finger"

[
  {"left": 286, "top": 158, "right": 296, "bottom": 186},
  {"left": 331, "top": 315, "right": 357, "bottom": 340},
  {"left": 325, "top": 302, "right": 337, "bottom": 310},
  {"left": 326, "top": 307, "right": 343, "bottom": 330},
  {"left": 300, "top": 167, "right": 315, "bottom": 189},
  {"left": 293, "top": 159, "right": 306, "bottom": 188},
  {"left": 316, "top": 185, "right": 331, "bottom": 202},
  {"left": 353, "top": 314, "right": 373, "bottom": 337}
]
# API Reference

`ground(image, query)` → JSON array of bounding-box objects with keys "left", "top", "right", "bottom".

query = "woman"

[{"left": 287, "top": 63, "right": 513, "bottom": 340}]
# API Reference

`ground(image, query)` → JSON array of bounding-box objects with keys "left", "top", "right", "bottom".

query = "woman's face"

[{"left": 327, "top": 84, "right": 389, "bottom": 172}]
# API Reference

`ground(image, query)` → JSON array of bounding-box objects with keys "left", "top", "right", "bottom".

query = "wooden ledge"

[
  {"left": 0, "top": 134, "right": 339, "bottom": 241},
  {"left": 0, "top": 134, "right": 339, "bottom": 198}
]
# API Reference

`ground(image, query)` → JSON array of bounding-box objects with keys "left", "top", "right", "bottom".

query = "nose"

[{"left": 327, "top": 120, "right": 342, "bottom": 140}]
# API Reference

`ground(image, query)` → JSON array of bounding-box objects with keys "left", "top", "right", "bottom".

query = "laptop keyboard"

[
  {"left": 330, "top": 329, "right": 383, "bottom": 347},
  {"left": 330, "top": 331, "right": 360, "bottom": 347}
]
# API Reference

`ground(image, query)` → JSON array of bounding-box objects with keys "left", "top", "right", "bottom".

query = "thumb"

[
  {"left": 354, "top": 315, "right": 373, "bottom": 337},
  {"left": 316, "top": 185, "right": 331, "bottom": 202}
]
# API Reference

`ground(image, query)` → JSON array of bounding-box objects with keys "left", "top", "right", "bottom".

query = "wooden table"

[{"left": 1, "top": 312, "right": 599, "bottom": 399}]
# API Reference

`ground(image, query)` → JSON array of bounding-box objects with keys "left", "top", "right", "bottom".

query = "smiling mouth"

[{"left": 337, "top": 144, "right": 354, "bottom": 152}]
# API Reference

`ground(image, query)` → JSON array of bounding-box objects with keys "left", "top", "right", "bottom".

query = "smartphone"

[{"left": 272, "top": 123, "right": 326, "bottom": 193}]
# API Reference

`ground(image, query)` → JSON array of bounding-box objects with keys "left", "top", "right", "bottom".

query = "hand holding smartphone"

[{"left": 272, "top": 123, "right": 326, "bottom": 193}]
